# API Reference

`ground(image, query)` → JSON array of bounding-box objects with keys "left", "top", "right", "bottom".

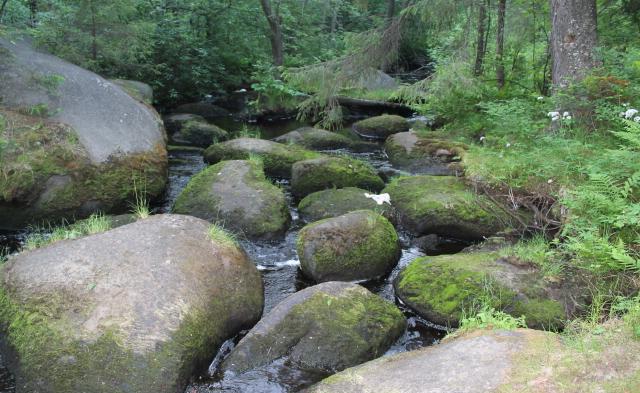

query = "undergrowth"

[{"left": 24, "top": 213, "right": 112, "bottom": 250}]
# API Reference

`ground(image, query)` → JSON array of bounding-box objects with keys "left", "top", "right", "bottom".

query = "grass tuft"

[{"left": 207, "top": 223, "right": 238, "bottom": 248}]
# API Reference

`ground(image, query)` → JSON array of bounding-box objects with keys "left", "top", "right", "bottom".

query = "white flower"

[
  {"left": 364, "top": 193, "right": 391, "bottom": 206},
  {"left": 635, "top": 116, "right": 640, "bottom": 123},
  {"left": 505, "top": 143, "right": 511, "bottom": 148},
  {"left": 537, "top": 96, "right": 544, "bottom": 101},
  {"left": 565, "top": 116, "right": 572, "bottom": 120},
  {"left": 479, "top": 136, "right": 486, "bottom": 142},
  {"left": 624, "top": 109, "right": 639, "bottom": 119},
  {"left": 624, "top": 103, "right": 630, "bottom": 107},
  {"left": 547, "top": 111, "right": 561, "bottom": 122},
  {"left": 547, "top": 179, "right": 554, "bottom": 184},
  {"left": 563, "top": 112, "right": 571, "bottom": 118}
]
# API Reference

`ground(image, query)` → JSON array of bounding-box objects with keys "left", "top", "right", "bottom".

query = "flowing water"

[{"left": 0, "top": 117, "right": 470, "bottom": 393}]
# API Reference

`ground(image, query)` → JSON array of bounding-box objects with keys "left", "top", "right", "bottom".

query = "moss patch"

[
  {"left": 172, "top": 120, "right": 229, "bottom": 147},
  {"left": 291, "top": 156, "right": 384, "bottom": 198},
  {"left": 383, "top": 175, "right": 510, "bottom": 240},
  {"left": 297, "top": 187, "right": 393, "bottom": 223},
  {"left": 352, "top": 115, "right": 409, "bottom": 139},
  {"left": 297, "top": 210, "right": 400, "bottom": 282}
]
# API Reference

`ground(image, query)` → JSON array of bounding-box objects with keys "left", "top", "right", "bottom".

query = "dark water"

[{"left": 0, "top": 118, "right": 463, "bottom": 393}]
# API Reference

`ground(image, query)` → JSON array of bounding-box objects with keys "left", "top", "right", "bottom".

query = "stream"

[{"left": 0, "top": 116, "right": 469, "bottom": 393}]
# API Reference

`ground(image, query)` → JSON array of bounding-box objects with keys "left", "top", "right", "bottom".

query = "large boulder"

[
  {"left": 308, "top": 321, "right": 640, "bottom": 393},
  {"left": 110, "top": 79, "right": 154, "bottom": 105},
  {"left": 174, "top": 101, "right": 230, "bottom": 120},
  {"left": 170, "top": 119, "right": 228, "bottom": 147},
  {"left": 352, "top": 115, "right": 409, "bottom": 140},
  {"left": 273, "top": 127, "right": 373, "bottom": 152},
  {"left": 163, "top": 113, "right": 206, "bottom": 134},
  {"left": 204, "top": 138, "right": 320, "bottom": 179},
  {"left": 383, "top": 175, "right": 510, "bottom": 240},
  {"left": 291, "top": 156, "right": 385, "bottom": 198},
  {"left": 0, "top": 214, "right": 264, "bottom": 393},
  {"left": 173, "top": 160, "right": 290, "bottom": 240},
  {"left": 221, "top": 281, "right": 406, "bottom": 375},
  {"left": 394, "top": 251, "right": 587, "bottom": 329},
  {"left": 384, "top": 131, "right": 467, "bottom": 174},
  {"left": 298, "top": 187, "right": 394, "bottom": 223},
  {"left": 0, "top": 38, "right": 167, "bottom": 230},
  {"left": 297, "top": 210, "right": 401, "bottom": 282}
]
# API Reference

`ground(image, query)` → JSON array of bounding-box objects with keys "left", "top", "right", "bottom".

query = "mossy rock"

[
  {"left": 170, "top": 119, "right": 229, "bottom": 147},
  {"left": 298, "top": 187, "right": 394, "bottom": 223},
  {"left": 394, "top": 251, "right": 584, "bottom": 329},
  {"left": 221, "top": 281, "right": 406, "bottom": 375},
  {"left": 110, "top": 79, "right": 153, "bottom": 105},
  {"left": 297, "top": 210, "right": 401, "bottom": 282},
  {"left": 0, "top": 110, "right": 167, "bottom": 230},
  {"left": 204, "top": 138, "right": 321, "bottom": 179},
  {"left": 174, "top": 101, "right": 230, "bottom": 120},
  {"left": 384, "top": 131, "right": 467, "bottom": 174},
  {"left": 273, "top": 127, "right": 374, "bottom": 152},
  {"left": 172, "top": 160, "right": 290, "bottom": 240},
  {"left": 0, "top": 215, "right": 263, "bottom": 393},
  {"left": 383, "top": 175, "right": 510, "bottom": 240},
  {"left": 352, "top": 115, "right": 409, "bottom": 140},
  {"left": 291, "top": 156, "right": 385, "bottom": 198},
  {"left": 164, "top": 113, "right": 207, "bottom": 134}
]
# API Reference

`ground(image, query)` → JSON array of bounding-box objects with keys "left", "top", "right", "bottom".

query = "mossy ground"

[
  {"left": 292, "top": 156, "right": 384, "bottom": 198},
  {"left": 395, "top": 252, "right": 568, "bottom": 329},
  {"left": 0, "top": 109, "right": 168, "bottom": 229},
  {"left": 297, "top": 210, "right": 400, "bottom": 282}
]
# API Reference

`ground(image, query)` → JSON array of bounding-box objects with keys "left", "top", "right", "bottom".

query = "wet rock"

[
  {"left": 352, "top": 115, "right": 409, "bottom": 140},
  {"left": 170, "top": 119, "right": 229, "bottom": 147},
  {"left": 383, "top": 175, "right": 510, "bottom": 240},
  {"left": 394, "top": 251, "right": 587, "bottom": 329},
  {"left": 298, "top": 187, "right": 394, "bottom": 223},
  {"left": 297, "top": 210, "right": 401, "bottom": 282},
  {"left": 221, "top": 281, "right": 406, "bottom": 375},
  {"left": 0, "top": 214, "right": 264, "bottom": 393},
  {"left": 204, "top": 138, "right": 321, "bottom": 179},
  {"left": 110, "top": 79, "right": 153, "bottom": 104},
  {"left": 173, "top": 160, "right": 290, "bottom": 240},
  {"left": 174, "top": 101, "right": 230, "bottom": 120},
  {"left": 0, "top": 38, "right": 167, "bottom": 230},
  {"left": 384, "top": 131, "right": 467, "bottom": 174},
  {"left": 291, "top": 156, "right": 385, "bottom": 198},
  {"left": 273, "top": 127, "right": 374, "bottom": 152}
]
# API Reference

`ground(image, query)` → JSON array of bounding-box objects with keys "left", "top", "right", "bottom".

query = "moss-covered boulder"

[
  {"left": 384, "top": 131, "right": 467, "bottom": 174},
  {"left": 174, "top": 101, "right": 230, "bottom": 120},
  {"left": 173, "top": 160, "right": 290, "bottom": 240},
  {"left": 394, "top": 251, "right": 586, "bottom": 329},
  {"left": 297, "top": 210, "right": 400, "bottom": 282},
  {"left": 221, "top": 281, "right": 406, "bottom": 375},
  {"left": 0, "top": 38, "right": 167, "bottom": 230},
  {"left": 170, "top": 119, "right": 228, "bottom": 147},
  {"left": 110, "top": 79, "right": 153, "bottom": 105},
  {"left": 273, "top": 127, "right": 374, "bottom": 152},
  {"left": 204, "top": 138, "right": 321, "bottom": 179},
  {"left": 0, "top": 214, "right": 264, "bottom": 393},
  {"left": 298, "top": 187, "right": 394, "bottom": 223},
  {"left": 383, "top": 175, "right": 510, "bottom": 240},
  {"left": 291, "top": 156, "right": 385, "bottom": 198},
  {"left": 352, "top": 115, "right": 409, "bottom": 140},
  {"left": 163, "top": 113, "right": 206, "bottom": 134},
  {"left": 309, "top": 320, "right": 640, "bottom": 393}
]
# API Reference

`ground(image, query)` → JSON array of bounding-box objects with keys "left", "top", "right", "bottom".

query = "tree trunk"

[
  {"left": 495, "top": 0, "right": 506, "bottom": 87},
  {"left": 0, "top": 0, "right": 9, "bottom": 24},
  {"left": 386, "top": 0, "right": 396, "bottom": 26},
  {"left": 474, "top": 0, "right": 488, "bottom": 76},
  {"left": 259, "top": 0, "right": 284, "bottom": 68},
  {"left": 28, "top": 0, "right": 37, "bottom": 27},
  {"left": 549, "top": 0, "right": 598, "bottom": 88}
]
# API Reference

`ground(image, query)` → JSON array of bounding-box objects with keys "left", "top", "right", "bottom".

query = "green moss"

[
  {"left": 297, "top": 187, "right": 392, "bottom": 222},
  {"left": 352, "top": 115, "right": 409, "bottom": 139},
  {"left": 177, "top": 120, "right": 228, "bottom": 147},
  {"left": 383, "top": 175, "right": 509, "bottom": 240},
  {"left": 297, "top": 210, "right": 400, "bottom": 282},
  {"left": 173, "top": 161, "right": 224, "bottom": 217},
  {"left": 395, "top": 252, "right": 568, "bottom": 329},
  {"left": 203, "top": 139, "right": 321, "bottom": 179},
  {"left": 292, "top": 157, "right": 384, "bottom": 198},
  {"left": 0, "top": 109, "right": 168, "bottom": 229}
]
